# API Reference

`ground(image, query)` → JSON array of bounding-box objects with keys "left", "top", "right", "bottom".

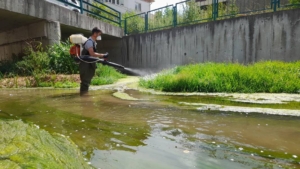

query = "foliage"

[
  {"left": 0, "top": 41, "right": 77, "bottom": 77},
  {"left": 140, "top": 61, "right": 300, "bottom": 93},
  {"left": 91, "top": 64, "right": 126, "bottom": 85},
  {"left": 15, "top": 42, "right": 50, "bottom": 76},
  {"left": 289, "top": 0, "right": 300, "bottom": 8},
  {"left": 0, "top": 41, "right": 80, "bottom": 88},
  {"left": 89, "top": 2, "right": 120, "bottom": 27},
  {"left": 123, "top": 11, "right": 145, "bottom": 34},
  {"left": 0, "top": 60, "right": 18, "bottom": 78},
  {"left": 124, "top": 0, "right": 240, "bottom": 34},
  {"left": 48, "top": 41, "right": 79, "bottom": 74},
  {"left": 148, "top": 7, "right": 173, "bottom": 31},
  {"left": 290, "top": 0, "right": 300, "bottom": 4}
]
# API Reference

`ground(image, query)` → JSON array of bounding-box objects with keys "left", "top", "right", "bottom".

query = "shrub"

[
  {"left": 15, "top": 43, "right": 50, "bottom": 76},
  {"left": 48, "top": 41, "right": 79, "bottom": 74}
]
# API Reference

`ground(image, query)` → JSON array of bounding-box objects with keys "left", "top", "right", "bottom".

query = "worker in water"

[{"left": 80, "top": 27, "right": 109, "bottom": 95}]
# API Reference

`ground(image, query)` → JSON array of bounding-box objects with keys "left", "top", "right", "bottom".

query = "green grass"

[
  {"left": 140, "top": 61, "right": 300, "bottom": 93},
  {"left": 91, "top": 64, "right": 126, "bottom": 85}
]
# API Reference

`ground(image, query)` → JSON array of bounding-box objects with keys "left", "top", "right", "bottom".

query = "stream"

[{"left": 0, "top": 89, "right": 299, "bottom": 169}]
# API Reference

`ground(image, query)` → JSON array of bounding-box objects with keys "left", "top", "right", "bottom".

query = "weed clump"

[
  {"left": 140, "top": 61, "right": 300, "bottom": 93},
  {"left": 91, "top": 64, "right": 126, "bottom": 85}
]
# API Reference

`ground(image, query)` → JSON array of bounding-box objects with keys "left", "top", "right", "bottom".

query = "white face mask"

[{"left": 96, "top": 36, "right": 102, "bottom": 41}]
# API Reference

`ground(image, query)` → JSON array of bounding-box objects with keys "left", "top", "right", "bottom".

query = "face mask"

[{"left": 96, "top": 36, "right": 102, "bottom": 41}]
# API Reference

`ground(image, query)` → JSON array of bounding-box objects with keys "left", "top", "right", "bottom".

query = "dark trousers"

[{"left": 79, "top": 61, "right": 96, "bottom": 93}]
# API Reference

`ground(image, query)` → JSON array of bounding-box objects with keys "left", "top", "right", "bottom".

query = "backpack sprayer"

[{"left": 69, "top": 34, "right": 125, "bottom": 70}]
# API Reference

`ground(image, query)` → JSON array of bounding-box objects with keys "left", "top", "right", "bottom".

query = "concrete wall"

[
  {"left": 0, "top": 21, "right": 60, "bottom": 61},
  {"left": 105, "top": 8, "right": 300, "bottom": 70}
]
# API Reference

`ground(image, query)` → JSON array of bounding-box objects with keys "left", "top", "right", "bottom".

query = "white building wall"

[
  {"left": 90, "top": 0, "right": 151, "bottom": 13},
  {"left": 196, "top": 0, "right": 227, "bottom": 6}
]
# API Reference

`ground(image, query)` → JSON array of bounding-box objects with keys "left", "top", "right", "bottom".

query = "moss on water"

[
  {"left": 0, "top": 96, "right": 150, "bottom": 158},
  {"left": 0, "top": 119, "right": 91, "bottom": 169}
]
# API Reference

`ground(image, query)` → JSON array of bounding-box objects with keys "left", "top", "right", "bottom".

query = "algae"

[
  {"left": 112, "top": 92, "right": 140, "bottom": 101},
  {"left": 0, "top": 119, "right": 91, "bottom": 169}
]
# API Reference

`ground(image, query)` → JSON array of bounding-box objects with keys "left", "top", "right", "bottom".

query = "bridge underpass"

[{"left": 0, "top": 0, "right": 123, "bottom": 61}]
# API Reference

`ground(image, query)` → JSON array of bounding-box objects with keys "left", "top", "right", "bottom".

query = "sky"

[{"left": 150, "top": 0, "right": 183, "bottom": 10}]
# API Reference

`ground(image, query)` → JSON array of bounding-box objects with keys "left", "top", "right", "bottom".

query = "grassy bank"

[
  {"left": 0, "top": 41, "right": 126, "bottom": 88},
  {"left": 140, "top": 61, "right": 300, "bottom": 93},
  {"left": 0, "top": 65, "right": 126, "bottom": 88}
]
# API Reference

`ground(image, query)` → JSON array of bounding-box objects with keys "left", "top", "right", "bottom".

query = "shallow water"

[{"left": 0, "top": 89, "right": 299, "bottom": 169}]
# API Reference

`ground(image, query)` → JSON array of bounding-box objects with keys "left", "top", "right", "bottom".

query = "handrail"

[
  {"left": 54, "top": 0, "right": 122, "bottom": 27},
  {"left": 124, "top": 0, "right": 300, "bottom": 35}
]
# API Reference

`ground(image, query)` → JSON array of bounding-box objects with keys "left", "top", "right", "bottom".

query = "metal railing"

[
  {"left": 124, "top": 13, "right": 146, "bottom": 34},
  {"left": 124, "top": 0, "right": 300, "bottom": 35},
  {"left": 55, "top": 0, "right": 122, "bottom": 27}
]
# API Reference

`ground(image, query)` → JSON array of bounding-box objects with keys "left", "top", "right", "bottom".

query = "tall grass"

[
  {"left": 140, "top": 61, "right": 300, "bottom": 93},
  {"left": 91, "top": 64, "right": 126, "bottom": 85}
]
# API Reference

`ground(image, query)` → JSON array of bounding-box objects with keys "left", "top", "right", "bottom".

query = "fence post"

[
  {"left": 213, "top": 0, "right": 219, "bottom": 21},
  {"left": 124, "top": 19, "right": 127, "bottom": 35},
  {"left": 119, "top": 12, "right": 122, "bottom": 28},
  {"left": 79, "top": 0, "right": 83, "bottom": 14},
  {"left": 145, "top": 13, "right": 148, "bottom": 33},
  {"left": 173, "top": 5, "right": 177, "bottom": 27},
  {"left": 272, "top": 0, "right": 280, "bottom": 11}
]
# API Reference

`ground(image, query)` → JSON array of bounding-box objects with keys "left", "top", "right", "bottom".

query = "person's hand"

[{"left": 103, "top": 52, "right": 109, "bottom": 58}]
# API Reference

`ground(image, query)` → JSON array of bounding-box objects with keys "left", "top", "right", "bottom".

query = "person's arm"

[{"left": 87, "top": 47, "right": 106, "bottom": 58}]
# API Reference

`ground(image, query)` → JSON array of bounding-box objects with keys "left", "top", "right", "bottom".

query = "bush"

[
  {"left": 91, "top": 64, "right": 126, "bottom": 85},
  {"left": 0, "top": 60, "right": 18, "bottom": 78},
  {"left": 0, "top": 41, "right": 77, "bottom": 77},
  {"left": 48, "top": 41, "right": 79, "bottom": 74},
  {"left": 140, "top": 61, "right": 300, "bottom": 93},
  {"left": 15, "top": 43, "right": 50, "bottom": 76}
]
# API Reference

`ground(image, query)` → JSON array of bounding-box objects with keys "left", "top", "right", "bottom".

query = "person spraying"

[
  {"left": 69, "top": 27, "right": 133, "bottom": 95},
  {"left": 79, "top": 27, "right": 108, "bottom": 95}
]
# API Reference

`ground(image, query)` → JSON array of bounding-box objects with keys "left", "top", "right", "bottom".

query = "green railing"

[
  {"left": 55, "top": 0, "right": 121, "bottom": 27},
  {"left": 124, "top": 13, "right": 146, "bottom": 35},
  {"left": 147, "top": 5, "right": 174, "bottom": 32},
  {"left": 124, "top": 0, "right": 300, "bottom": 35}
]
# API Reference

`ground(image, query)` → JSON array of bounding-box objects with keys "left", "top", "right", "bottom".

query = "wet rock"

[{"left": 0, "top": 119, "right": 91, "bottom": 169}]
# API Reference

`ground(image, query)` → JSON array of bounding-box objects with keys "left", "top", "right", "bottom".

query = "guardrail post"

[
  {"left": 271, "top": 0, "right": 280, "bottom": 11},
  {"left": 79, "top": 0, "right": 83, "bottom": 14},
  {"left": 173, "top": 5, "right": 177, "bottom": 27},
  {"left": 213, "top": 0, "right": 219, "bottom": 21},
  {"left": 124, "top": 19, "right": 127, "bottom": 35},
  {"left": 119, "top": 13, "right": 122, "bottom": 27},
  {"left": 145, "top": 13, "right": 148, "bottom": 33}
]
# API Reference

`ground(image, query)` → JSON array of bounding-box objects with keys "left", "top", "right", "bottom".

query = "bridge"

[{"left": 0, "top": 0, "right": 123, "bottom": 61}]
